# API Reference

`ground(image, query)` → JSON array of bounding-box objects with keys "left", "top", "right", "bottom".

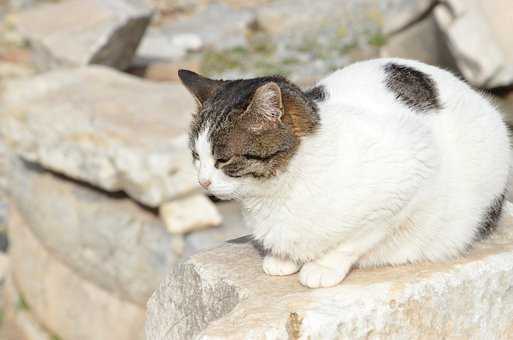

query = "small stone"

[
  {"left": 160, "top": 194, "right": 222, "bottom": 234},
  {"left": 8, "top": 205, "right": 146, "bottom": 340},
  {"left": 11, "top": 0, "right": 153, "bottom": 70},
  {"left": 0, "top": 66, "right": 198, "bottom": 207},
  {"left": 146, "top": 203, "right": 513, "bottom": 339}
]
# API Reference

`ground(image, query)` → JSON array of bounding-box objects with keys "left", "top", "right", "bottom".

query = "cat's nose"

[{"left": 199, "top": 179, "right": 211, "bottom": 189}]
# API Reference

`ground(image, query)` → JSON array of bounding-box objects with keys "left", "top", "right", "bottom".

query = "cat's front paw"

[
  {"left": 262, "top": 255, "right": 300, "bottom": 276},
  {"left": 299, "top": 261, "right": 351, "bottom": 288}
]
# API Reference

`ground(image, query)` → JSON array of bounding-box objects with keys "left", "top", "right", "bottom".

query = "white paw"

[
  {"left": 262, "top": 255, "right": 300, "bottom": 276},
  {"left": 299, "top": 261, "right": 351, "bottom": 288}
]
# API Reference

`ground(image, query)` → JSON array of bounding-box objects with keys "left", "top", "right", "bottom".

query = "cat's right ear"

[{"left": 178, "top": 70, "right": 224, "bottom": 107}]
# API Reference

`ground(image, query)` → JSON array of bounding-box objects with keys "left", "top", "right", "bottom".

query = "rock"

[
  {"left": 381, "top": 0, "right": 437, "bottom": 35},
  {"left": 3, "top": 274, "right": 53, "bottom": 340},
  {"left": 8, "top": 205, "right": 146, "bottom": 340},
  {"left": 146, "top": 203, "right": 513, "bottom": 340},
  {"left": 183, "top": 200, "right": 248, "bottom": 257},
  {"left": 127, "top": 60, "right": 200, "bottom": 82},
  {"left": 6, "top": 156, "right": 176, "bottom": 306},
  {"left": 11, "top": 0, "right": 153, "bottom": 70},
  {"left": 135, "top": 27, "right": 202, "bottom": 62},
  {"left": 380, "top": 14, "right": 458, "bottom": 71},
  {"left": 160, "top": 194, "right": 222, "bottom": 234},
  {"left": 160, "top": 3, "right": 254, "bottom": 51},
  {"left": 0, "top": 65, "right": 198, "bottom": 207},
  {"left": 435, "top": 0, "right": 513, "bottom": 88}
]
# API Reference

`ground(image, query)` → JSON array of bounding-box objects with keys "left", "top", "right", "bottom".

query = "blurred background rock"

[{"left": 1, "top": 0, "right": 513, "bottom": 339}]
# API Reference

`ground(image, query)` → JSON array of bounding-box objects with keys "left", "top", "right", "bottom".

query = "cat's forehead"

[{"left": 189, "top": 76, "right": 290, "bottom": 143}]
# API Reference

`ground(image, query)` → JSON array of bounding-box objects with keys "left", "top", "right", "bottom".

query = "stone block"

[
  {"left": 435, "top": 0, "right": 513, "bottom": 88},
  {"left": 12, "top": 0, "right": 153, "bottom": 70},
  {"left": 146, "top": 203, "right": 513, "bottom": 339},
  {"left": 8, "top": 205, "right": 146, "bottom": 340},
  {"left": 0, "top": 66, "right": 198, "bottom": 207}
]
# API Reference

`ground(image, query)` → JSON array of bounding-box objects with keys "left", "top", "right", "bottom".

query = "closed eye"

[
  {"left": 215, "top": 157, "right": 232, "bottom": 168},
  {"left": 192, "top": 151, "right": 199, "bottom": 160},
  {"left": 243, "top": 150, "right": 281, "bottom": 161}
]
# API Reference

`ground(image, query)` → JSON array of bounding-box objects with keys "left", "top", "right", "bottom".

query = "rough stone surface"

[
  {"left": 0, "top": 65, "right": 198, "bottom": 207},
  {"left": 146, "top": 203, "right": 513, "bottom": 340},
  {"left": 12, "top": 0, "right": 153, "bottom": 70},
  {"left": 435, "top": 0, "right": 513, "bottom": 88},
  {"left": 183, "top": 200, "right": 248, "bottom": 257},
  {"left": 381, "top": 0, "right": 437, "bottom": 35},
  {"left": 6, "top": 156, "right": 176, "bottom": 306},
  {"left": 381, "top": 14, "right": 458, "bottom": 72},
  {"left": 8, "top": 205, "right": 146, "bottom": 340},
  {"left": 4, "top": 274, "right": 53, "bottom": 340},
  {"left": 160, "top": 194, "right": 222, "bottom": 234}
]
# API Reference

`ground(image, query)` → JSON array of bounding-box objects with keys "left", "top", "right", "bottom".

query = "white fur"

[{"left": 193, "top": 58, "right": 511, "bottom": 288}]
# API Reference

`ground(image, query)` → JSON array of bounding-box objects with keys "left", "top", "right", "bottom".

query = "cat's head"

[{"left": 178, "top": 69, "right": 322, "bottom": 200}]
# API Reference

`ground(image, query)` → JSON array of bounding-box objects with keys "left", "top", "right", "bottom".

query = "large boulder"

[
  {"left": 6, "top": 156, "right": 246, "bottom": 305},
  {"left": 146, "top": 203, "right": 513, "bottom": 340},
  {"left": 11, "top": 0, "right": 153, "bottom": 70},
  {"left": 3, "top": 274, "right": 53, "bottom": 340},
  {"left": 8, "top": 205, "right": 146, "bottom": 340},
  {"left": 0, "top": 66, "right": 198, "bottom": 207},
  {"left": 435, "top": 0, "right": 513, "bottom": 88}
]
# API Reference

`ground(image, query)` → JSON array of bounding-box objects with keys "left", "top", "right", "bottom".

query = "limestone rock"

[
  {"left": 0, "top": 65, "right": 198, "bottom": 207},
  {"left": 8, "top": 206, "right": 146, "bottom": 340},
  {"left": 146, "top": 203, "right": 513, "bottom": 340},
  {"left": 435, "top": 0, "right": 513, "bottom": 88},
  {"left": 183, "top": 200, "right": 248, "bottom": 257},
  {"left": 160, "top": 3, "right": 254, "bottom": 51},
  {"left": 381, "top": 14, "right": 458, "bottom": 72},
  {"left": 381, "top": 0, "right": 437, "bottom": 35},
  {"left": 4, "top": 274, "right": 53, "bottom": 340},
  {"left": 160, "top": 194, "right": 222, "bottom": 234},
  {"left": 6, "top": 156, "right": 176, "bottom": 305},
  {"left": 11, "top": 0, "right": 153, "bottom": 70}
]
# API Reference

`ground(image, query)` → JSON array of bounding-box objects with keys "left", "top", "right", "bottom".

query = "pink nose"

[{"left": 199, "top": 179, "right": 211, "bottom": 189}]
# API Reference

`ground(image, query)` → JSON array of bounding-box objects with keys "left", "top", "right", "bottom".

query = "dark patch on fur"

[
  {"left": 185, "top": 74, "right": 321, "bottom": 179},
  {"left": 477, "top": 192, "right": 505, "bottom": 239},
  {"left": 305, "top": 85, "right": 328, "bottom": 103},
  {"left": 384, "top": 63, "right": 441, "bottom": 112}
]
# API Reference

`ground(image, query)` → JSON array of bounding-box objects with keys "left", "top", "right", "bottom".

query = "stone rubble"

[
  {"left": 146, "top": 204, "right": 513, "bottom": 340},
  {"left": 11, "top": 0, "right": 153, "bottom": 70}
]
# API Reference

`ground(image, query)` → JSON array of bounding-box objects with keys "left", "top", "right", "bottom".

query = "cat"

[{"left": 178, "top": 58, "right": 511, "bottom": 288}]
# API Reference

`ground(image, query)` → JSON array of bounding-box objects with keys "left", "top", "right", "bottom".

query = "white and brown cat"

[{"left": 178, "top": 58, "right": 511, "bottom": 288}]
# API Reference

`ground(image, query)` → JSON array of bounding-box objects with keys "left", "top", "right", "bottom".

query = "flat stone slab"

[
  {"left": 8, "top": 205, "right": 146, "bottom": 340},
  {"left": 11, "top": 0, "right": 152, "bottom": 70},
  {"left": 146, "top": 204, "right": 513, "bottom": 340},
  {"left": 0, "top": 65, "right": 198, "bottom": 206}
]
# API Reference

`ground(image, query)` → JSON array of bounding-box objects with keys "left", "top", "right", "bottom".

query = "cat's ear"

[
  {"left": 178, "top": 69, "right": 224, "bottom": 106},
  {"left": 247, "top": 82, "right": 284, "bottom": 123}
]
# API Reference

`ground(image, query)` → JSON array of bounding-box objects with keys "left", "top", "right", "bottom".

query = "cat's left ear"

[
  {"left": 178, "top": 69, "right": 224, "bottom": 107},
  {"left": 246, "top": 82, "right": 284, "bottom": 123}
]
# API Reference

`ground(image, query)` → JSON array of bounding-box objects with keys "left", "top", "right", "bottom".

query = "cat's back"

[{"left": 319, "top": 58, "right": 468, "bottom": 117}]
